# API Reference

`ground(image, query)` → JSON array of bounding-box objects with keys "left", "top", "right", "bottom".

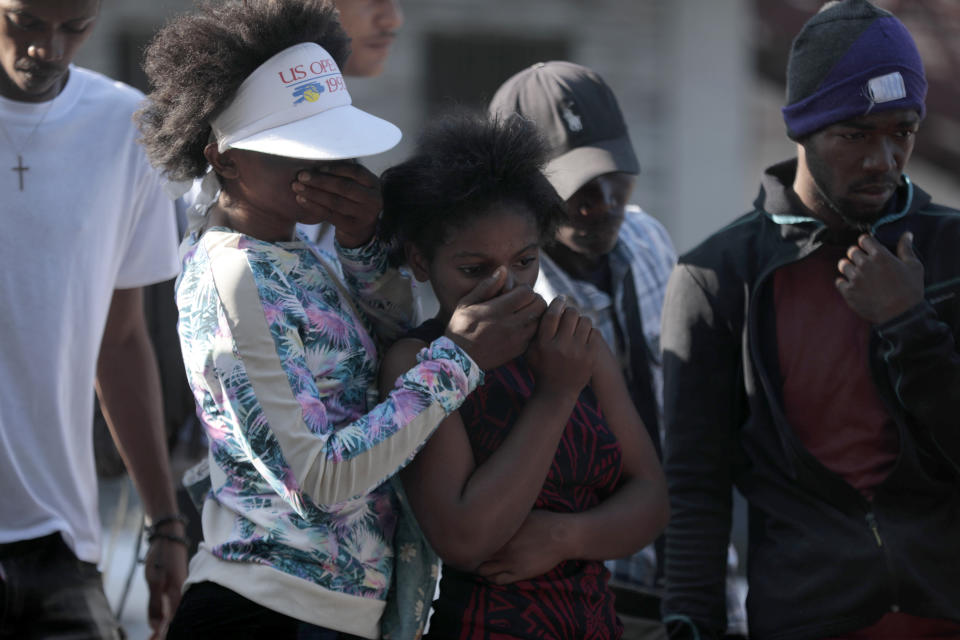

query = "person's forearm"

[
  {"left": 96, "top": 320, "right": 179, "bottom": 522},
  {"left": 434, "top": 390, "right": 579, "bottom": 569},
  {"left": 660, "top": 263, "right": 739, "bottom": 633},
  {"left": 286, "top": 337, "right": 481, "bottom": 505},
  {"left": 875, "top": 300, "right": 960, "bottom": 465},
  {"left": 553, "top": 474, "right": 669, "bottom": 562}
]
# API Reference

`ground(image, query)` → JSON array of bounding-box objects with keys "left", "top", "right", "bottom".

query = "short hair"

[
  {"left": 380, "top": 111, "right": 566, "bottom": 262},
  {"left": 136, "top": 0, "right": 350, "bottom": 182}
]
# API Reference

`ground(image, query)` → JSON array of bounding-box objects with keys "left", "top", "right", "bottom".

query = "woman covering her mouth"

[{"left": 136, "top": 1, "right": 534, "bottom": 637}]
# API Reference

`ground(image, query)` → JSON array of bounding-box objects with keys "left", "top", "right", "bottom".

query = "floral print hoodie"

[{"left": 176, "top": 229, "right": 481, "bottom": 638}]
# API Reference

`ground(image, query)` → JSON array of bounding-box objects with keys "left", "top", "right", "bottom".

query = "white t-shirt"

[{"left": 0, "top": 66, "right": 179, "bottom": 563}]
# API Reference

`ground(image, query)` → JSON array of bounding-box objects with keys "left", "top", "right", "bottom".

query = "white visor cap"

[{"left": 211, "top": 42, "right": 400, "bottom": 160}]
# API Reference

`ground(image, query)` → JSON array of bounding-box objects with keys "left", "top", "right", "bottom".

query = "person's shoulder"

[
  {"left": 193, "top": 231, "right": 305, "bottom": 302},
  {"left": 680, "top": 209, "right": 766, "bottom": 265},
  {"left": 71, "top": 66, "right": 144, "bottom": 113},
  {"left": 918, "top": 200, "right": 960, "bottom": 222},
  {"left": 621, "top": 204, "right": 676, "bottom": 260},
  {"left": 897, "top": 182, "right": 960, "bottom": 241},
  {"left": 202, "top": 231, "right": 302, "bottom": 273},
  {"left": 179, "top": 229, "right": 236, "bottom": 276},
  {"left": 379, "top": 335, "right": 431, "bottom": 394},
  {"left": 912, "top": 200, "right": 960, "bottom": 256},
  {"left": 193, "top": 229, "right": 272, "bottom": 276},
  {"left": 668, "top": 209, "right": 772, "bottom": 308},
  {"left": 383, "top": 335, "right": 429, "bottom": 369},
  {"left": 623, "top": 204, "right": 669, "bottom": 239},
  {"left": 403, "top": 318, "right": 445, "bottom": 344}
]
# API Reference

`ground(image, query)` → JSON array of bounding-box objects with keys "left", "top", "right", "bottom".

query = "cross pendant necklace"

[
  {"left": 12, "top": 154, "right": 28, "bottom": 191},
  {"left": 1, "top": 98, "right": 55, "bottom": 192}
]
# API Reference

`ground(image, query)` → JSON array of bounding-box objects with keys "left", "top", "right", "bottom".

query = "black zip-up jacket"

[{"left": 660, "top": 160, "right": 960, "bottom": 640}]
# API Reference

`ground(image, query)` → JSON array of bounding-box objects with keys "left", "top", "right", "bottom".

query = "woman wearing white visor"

[{"left": 137, "top": 1, "right": 545, "bottom": 637}]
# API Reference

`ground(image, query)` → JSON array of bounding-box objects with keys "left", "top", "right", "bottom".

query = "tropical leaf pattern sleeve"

[
  {"left": 337, "top": 235, "right": 413, "bottom": 346},
  {"left": 179, "top": 231, "right": 481, "bottom": 514}
]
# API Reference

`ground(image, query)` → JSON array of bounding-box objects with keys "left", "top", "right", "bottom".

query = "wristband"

[
  {"left": 145, "top": 513, "right": 188, "bottom": 535},
  {"left": 147, "top": 531, "right": 190, "bottom": 547}
]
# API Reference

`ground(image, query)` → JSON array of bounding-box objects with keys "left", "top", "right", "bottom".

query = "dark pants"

[
  {"left": 168, "top": 581, "right": 365, "bottom": 640},
  {"left": 609, "top": 582, "right": 666, "bottom": 640},
  {"left": 0, "top": 533, "right": 122, "bottom": 640}
]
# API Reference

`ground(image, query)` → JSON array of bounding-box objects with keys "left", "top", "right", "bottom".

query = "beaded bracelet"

[
  {"left": 145, "top": 513, "right": 188, "bottom": 532},
  {"left": 145, "top": 514, "right": 189, "bottom": 547}
]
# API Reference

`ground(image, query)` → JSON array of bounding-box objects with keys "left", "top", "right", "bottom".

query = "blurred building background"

[
  {"left": 78, "top": 0, "right": 960, "bottom": 254},
  {"left": 78, "top": 0, "right": 959, "bottom": 636}
]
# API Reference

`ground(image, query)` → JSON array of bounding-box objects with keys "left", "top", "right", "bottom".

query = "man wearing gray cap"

[
  {"left": 489, "top": 61, "right": 677, "bottom": 640},
  {"left": 660, "top": 1, "right": 960, "bottom": 638}
]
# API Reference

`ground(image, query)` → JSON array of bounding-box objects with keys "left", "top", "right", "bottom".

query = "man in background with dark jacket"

[{"left": 660, "top": 1, "right": 960, "bottom": 638}]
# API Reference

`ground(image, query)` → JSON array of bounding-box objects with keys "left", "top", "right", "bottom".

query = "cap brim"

[
  {"left": 228, "top": 104, "right": 401, "bottom": 160},
  {"left": 545, "top": 136, "right": 639, "bottom": 200}
]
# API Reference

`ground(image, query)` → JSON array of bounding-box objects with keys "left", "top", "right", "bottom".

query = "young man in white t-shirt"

[{"left": 0, "top": 0, "right": 186, "bottom": 636}]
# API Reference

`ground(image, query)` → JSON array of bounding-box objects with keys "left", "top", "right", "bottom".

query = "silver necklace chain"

[{"left": 0, "top": 99, "right": 55, "bottom": 191}]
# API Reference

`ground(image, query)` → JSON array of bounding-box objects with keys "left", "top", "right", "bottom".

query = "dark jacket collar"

[{"left": 753, "top": 158, "right": 933, "bottom": 247}]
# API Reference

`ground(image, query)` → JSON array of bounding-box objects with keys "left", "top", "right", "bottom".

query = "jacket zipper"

[
  {"left": 865, "top": 512, "right": 883, "bottom": 547},
  {"left": 864, "top": 510, "right": 901, "bottom": 613},
  {"left": 748, "top": 234, "right": 904, "bottom": 615},
  {"left": 856, "top": 329, "right": 905, "bottom": 613},
  {"left": 747, "top": 249, "right": 817, "bottom": 473}
]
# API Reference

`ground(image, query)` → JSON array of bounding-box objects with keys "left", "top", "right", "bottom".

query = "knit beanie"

[{"left": 782, "top": 0, "right": 926, "bottom": 139}]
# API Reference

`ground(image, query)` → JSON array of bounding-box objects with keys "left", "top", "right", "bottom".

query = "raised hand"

[
  {"left": 444, "top": 267, "right": 546, "bottom": 370},
  {"left": 292, "top": 161, "right": 382, "bottom": 248},
  {"left": 836, "top": 232, "right": 924, "bottom": 324},
  {"left": 526, "top": 296, "right": 596, "bottom": 400}
]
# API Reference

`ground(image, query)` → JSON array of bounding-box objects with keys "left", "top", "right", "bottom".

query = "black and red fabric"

[{"left": 407, "top": 317, "right": 624, "bottom": 640}]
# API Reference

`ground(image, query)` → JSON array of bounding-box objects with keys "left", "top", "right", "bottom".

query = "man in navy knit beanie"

[{"left": 660, "top": 1, "right": 960, "bottom": 638}]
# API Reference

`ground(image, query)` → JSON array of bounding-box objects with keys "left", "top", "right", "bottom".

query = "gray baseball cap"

[{"left": 488, "top": 61, "right": 639, "bottom": 201}]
